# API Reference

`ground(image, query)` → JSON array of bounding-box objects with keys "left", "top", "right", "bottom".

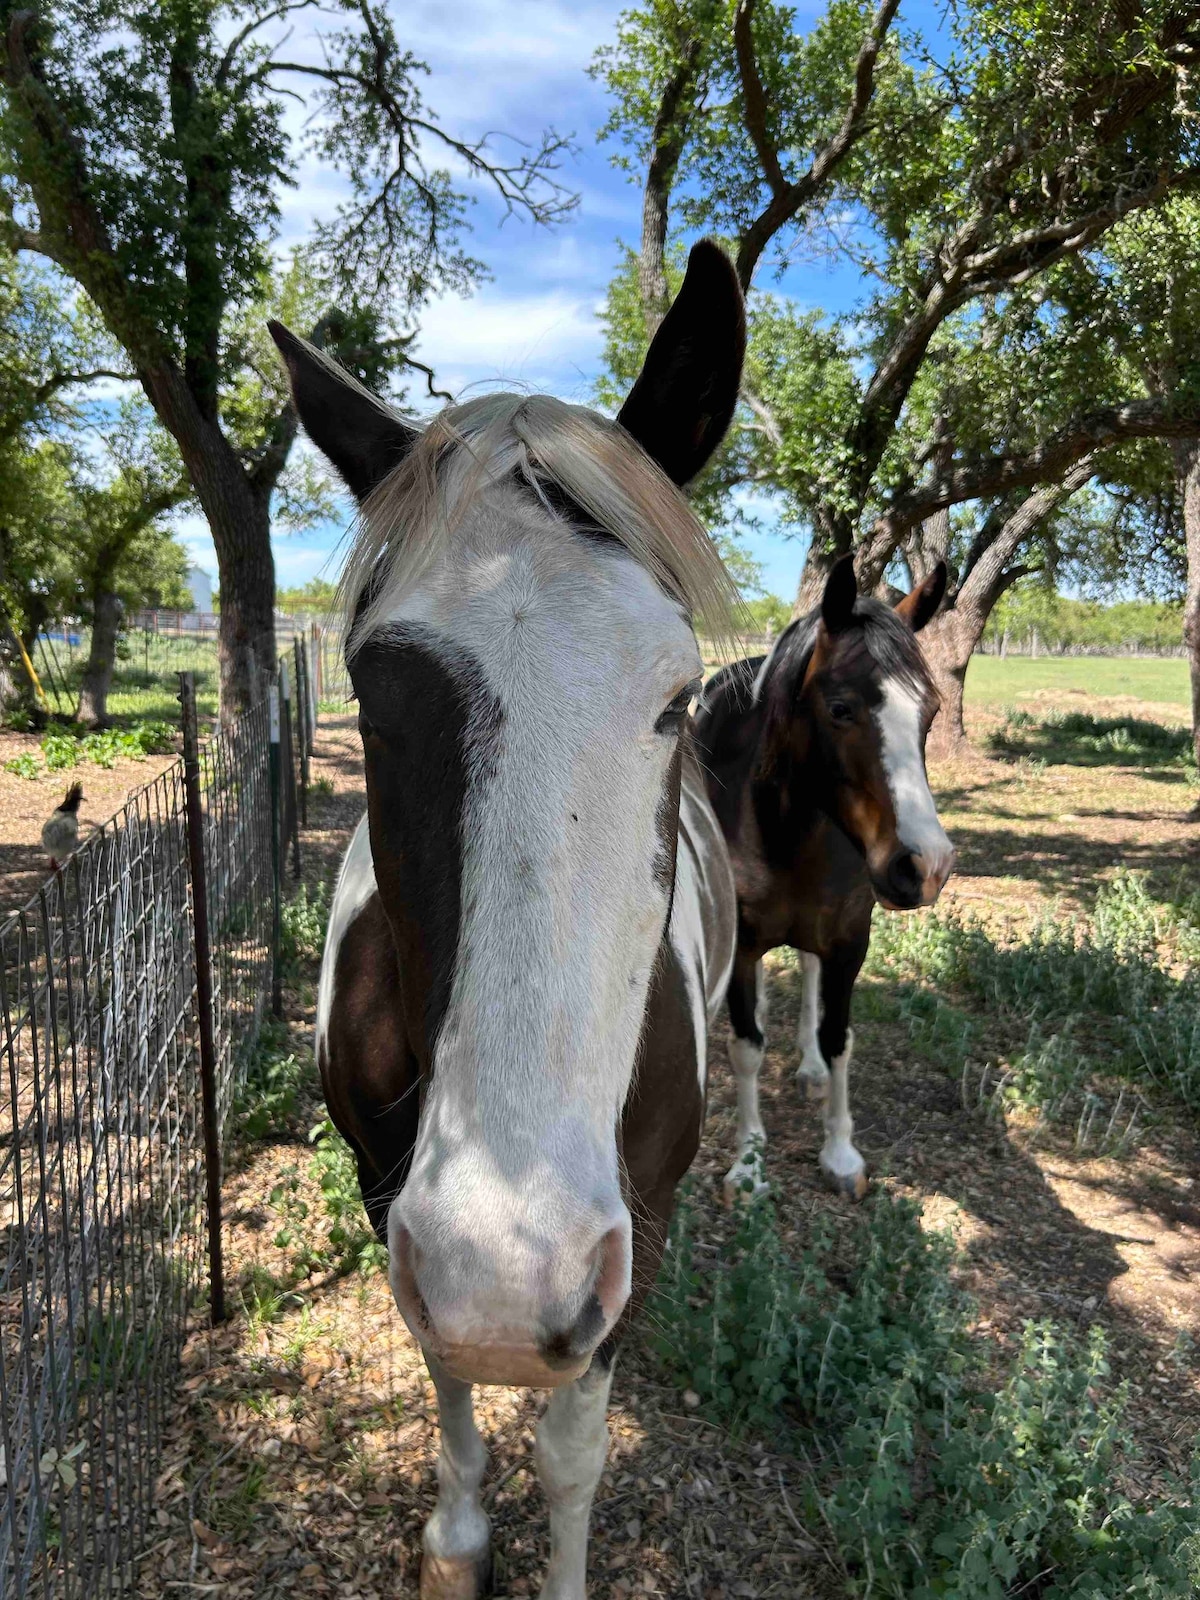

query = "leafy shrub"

[
  {"left": 309, "top": 1117, "right": 387, "bottom": 1276},
  {"left": 989, "top": 709, "right": 1195, "bottom": 773},
  {"left": 651, "top": 1188, "right": 1200, "bottom": 1597},
  {"left": 5, "top": 752, "right": 40, "bottom": 780},
  {"left": 5, "top": 706, "right": 33, "bottom": 732},
  {"left": 235, "top": 1019, "right": 310, "bottom": 1140},
  {"left": 280, "top": 883, "right": 329, "bottom": 974},
  {"left": 42, "top": 732, "right": 80, "bottom": 771},
  {"left": 868, "top": 871, "right": 1200, "bottom": 1116}
]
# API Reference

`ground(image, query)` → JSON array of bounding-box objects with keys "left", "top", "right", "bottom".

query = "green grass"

[
  {"left": 652, "top": 1186, "right": 1200, "bottom": 1598},
  {"left": 27, "top": 628, "right": 221, "bottom": 727},
  {"left": 865, "top": 870, "right": 1200, "bottom": 1124},
  {"left": 964, "top": 655, "right": 1189, "bottom": 708},
  {"left": 986, "top": 709, "right": 1196, "bottom": 776}
]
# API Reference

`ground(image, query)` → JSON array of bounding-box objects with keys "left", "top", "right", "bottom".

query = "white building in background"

[{"left": 184, "top": 564, "right": 213, "bottom": 613}]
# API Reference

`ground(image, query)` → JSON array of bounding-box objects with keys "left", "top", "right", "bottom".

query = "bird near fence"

[{"left": 40, "top": 782, "right": 84, "bottom": 871}]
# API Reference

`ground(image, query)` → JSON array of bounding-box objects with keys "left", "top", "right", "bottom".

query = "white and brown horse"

[
  {"left": 270, "top": 242, "right": 743, "bottom": 1600},
  {"left": 692, "top": 556, "right": 955, "bottom": 1203}
]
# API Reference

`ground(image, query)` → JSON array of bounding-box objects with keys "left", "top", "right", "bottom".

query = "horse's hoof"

[
  {"left": 819, "top": 1161, "right": 868, "bottom": 1202},
  {"left": 420, "top": 1549, "right": 492, "bottom": 1600},
  {"left": 722, "top": 1160, "right": 769, "bottom": 1207}
]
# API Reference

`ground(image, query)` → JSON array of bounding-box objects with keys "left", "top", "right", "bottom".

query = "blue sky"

[{"left": 180, "top": 0, "right": 929, "bottom": 604}]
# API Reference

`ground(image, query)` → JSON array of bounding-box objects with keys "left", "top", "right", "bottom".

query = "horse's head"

[
  {"left": 767, "top": 556, "right": 955, "bottom": 910},
  {"left": 272, "top": 243, "right": 743, "bottom": 1387}
]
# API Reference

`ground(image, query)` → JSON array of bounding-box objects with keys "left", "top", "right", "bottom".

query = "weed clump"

[
  {"left": 652, "top": 1187, "right": 1200, "bottom": 1598},
  {"left": 868, "top": 870, "right": 1200, "bottom": 1119}
]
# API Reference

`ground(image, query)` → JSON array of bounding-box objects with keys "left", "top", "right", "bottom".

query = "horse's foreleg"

[
  {"left": 723, "top": 951, "right": 769, "bottom": 1203},
  {"left": 794, "top": 949, "right": 829, "bottom": 1099},
  {"left": 420, "top": 1355, "right": 491, "bottom": 1600},
  {"left": 535, "top": 1356, "right": 615, "bottom": 1600},
  {"left": 816, "top": 947, "right": 868, "bottom": 1201}
]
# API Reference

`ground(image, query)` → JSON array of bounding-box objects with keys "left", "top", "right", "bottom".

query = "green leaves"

[{"left": 650, "top": 1184, "right": 1200, "bottom": 1595}]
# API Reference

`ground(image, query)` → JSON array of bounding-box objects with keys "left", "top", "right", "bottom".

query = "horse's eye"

[
  {"left": 827, "top": 699, "right": 855, "bottom": 724},
  {"left": 656, "top": 679, "right": 701, "bottom": 734}
]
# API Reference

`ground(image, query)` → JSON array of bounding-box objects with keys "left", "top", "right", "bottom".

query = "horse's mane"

[
  {"left": 339, "top": 392, "right": 739, "bottom": 656},
  {"left": 754, "top": 596, "right": 932, "bottom": 703}
]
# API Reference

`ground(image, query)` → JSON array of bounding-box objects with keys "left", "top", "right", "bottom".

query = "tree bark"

[
  {"left": 793, "top": 543, "right": 837, "bottom": 617},
  {"left": 922, "top": 607, "right": 977, "bottom": 760},
  {"left": 1171, "top": 438, "right": 1200, "bottom": 811},
  {"left": 139, "top": 363, "right": 276, "bottom": 720},
  {"left": 76, "top": 589, "right": 123, "bottom": 727},
  {"left": 922, "top": 462, "right": 1095, "bottom": 759}
]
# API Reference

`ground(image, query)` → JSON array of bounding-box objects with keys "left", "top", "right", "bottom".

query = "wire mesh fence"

[{"left": 0, "top": 643, "right": 317, "bottom": 1600}]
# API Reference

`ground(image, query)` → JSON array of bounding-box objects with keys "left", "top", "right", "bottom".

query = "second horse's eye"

[{"left": 656, "top": 679, "right": 701, "bottom": 734}]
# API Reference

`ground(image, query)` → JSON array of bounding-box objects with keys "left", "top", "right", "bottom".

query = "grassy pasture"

[{"left": 965, "top": 652, "right": 1190, "bottom": 708}]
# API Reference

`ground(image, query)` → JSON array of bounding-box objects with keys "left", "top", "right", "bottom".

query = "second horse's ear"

[
  {"left": 894, "top": 562, "right": 947, "bottom": 633},
  {"left": 269, "top": 320, "right": 416, "bottom": 502},
  {"left": 616, "top": 240, "right": 745, "bottom": 487},
  {"left": 821, "top": 555, "right": 858, "bottom": 635}
]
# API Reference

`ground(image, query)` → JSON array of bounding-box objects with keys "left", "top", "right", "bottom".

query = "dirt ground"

[{"left": 124, "top": 690, "right": 1200, "bottom": 1600}]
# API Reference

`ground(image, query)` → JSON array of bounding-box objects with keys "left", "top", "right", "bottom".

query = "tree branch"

[
  {"left": 215, "top": 0, "right": 324, "bottom": 87},
  {"left": 955, "top": 457, "right": 1095, "bottom": 622},
  {"left": 859, "top": 397, "right": 1198, "bottom": 585},
  {"left": 734, "top": 0, "right": 901, "bottom": 289},
  {"left": 639, "top": 37, "right": 704, "bottom": 335}
]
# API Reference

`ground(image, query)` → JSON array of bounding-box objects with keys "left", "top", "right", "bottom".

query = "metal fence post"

[
  {"left": 312, "top": 621, "right": 323, "bottom": 703},
  {"left": 279, "top": 658, "right": 301, "bottom": 879},
  {"left": 269, "top": 681, "right": 283, "bottom": 1018},
  {"left": 178, "top": 671, "right": 226, "bottom": 1326},
  {"left": 303, "top": 633, "right": 316, "bottom": 751},
  {"left": 294, "top": 636, "right": 310, "bottom": 827}
]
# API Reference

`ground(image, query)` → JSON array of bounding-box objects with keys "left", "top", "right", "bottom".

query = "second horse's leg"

[
  {"left": 420, "top": 1355, "right": 491, "bottom": 1600},
  {"left": 794, "top": 949, "right": 828, "bottom": 1099},
  {"left": 815, "top": 944, "right": 868, "bottom": 1200},
  {"left": 724, "top": 949, "right": 769, "bottom": 1203}
]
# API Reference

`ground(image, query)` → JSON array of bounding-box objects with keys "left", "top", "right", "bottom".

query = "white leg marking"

[
  {"left": 421, "top": 1356, "right": 491, "bottom": 1600},
  {"left": 536, "top": 1360, "right": 615, "bottom": 1600},
  {"left": 724, "top": 1031, "right": 769, "bottom": 1203},
  {"left": 818, "top": 1028, "right": 867, "bottom": 1200},
  {"left": 795, "top": 952, "right": 829, "bottom": 1098}
]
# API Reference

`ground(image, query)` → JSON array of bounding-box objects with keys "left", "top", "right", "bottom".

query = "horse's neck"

[{"left": 748, "top": 659, "right": 826, "bottom": 861}]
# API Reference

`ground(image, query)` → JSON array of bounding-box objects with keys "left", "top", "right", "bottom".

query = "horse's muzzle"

[
  {"left": 388, "top": 1217, "right": 630, "bottom": 1389},
  {"left": 873, "top": 845, "right": 955, "bottom": 911}
]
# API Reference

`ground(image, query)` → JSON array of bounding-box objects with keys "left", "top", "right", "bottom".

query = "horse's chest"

[{"left": 732, "top": 820, "right": 872, "bottom": 958}]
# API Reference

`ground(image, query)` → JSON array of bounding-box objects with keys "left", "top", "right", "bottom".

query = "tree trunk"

[
  {"left": 793, "top": 543, "right": 836, "bottom": 617},
  {"left": 922, "top": 608, "right": 977, "bottom": 760},
  {"left": 210, "top": 489, "right": 276, "bottom": 722},
  {"left": 77, "top": 590, "right": 123, "bottom": 727},
  {"left": 140, "top": 365, "right": 277, "bottom": 721},
  {"left": 1171, "top": 438, "right": 1200, "bottom": 812}
]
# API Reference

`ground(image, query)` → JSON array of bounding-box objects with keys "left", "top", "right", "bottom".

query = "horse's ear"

[
  {"left": 894, "top": 561, "right": 947, "bottom": 633},
  {"left": 616, "top": 239, "right": 745, "bottom": 486},
  {"left": 269, "top": 320, "right": 416, "bottom": 502},
  {"left": 820, "top": 554, "right": 858, "bottom": 635}
]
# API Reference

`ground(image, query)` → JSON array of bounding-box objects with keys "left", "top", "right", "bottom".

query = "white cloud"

[{"left": 411, "top": 283, "right": 601, "bottom": 398}]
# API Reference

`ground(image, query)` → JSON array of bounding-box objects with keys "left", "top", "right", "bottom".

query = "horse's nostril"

[{"left": 888, "top": 851, "right": 923, "bottom": 899}]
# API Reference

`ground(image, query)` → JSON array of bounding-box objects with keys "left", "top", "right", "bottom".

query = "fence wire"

[{"left": 1, "top": 654, "right": 311, "bottom": 1600}]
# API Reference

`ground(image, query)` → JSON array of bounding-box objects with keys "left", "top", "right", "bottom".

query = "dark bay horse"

[
  {"left": 692, "top": 556, "right": 954, "bottom": 1203},
  {"left": 270, "top": 241, "right": 743, "bottom": 1600}
]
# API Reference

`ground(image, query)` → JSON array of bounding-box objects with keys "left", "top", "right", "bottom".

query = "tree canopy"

[{"left": 0, "top": 0, "right": 576, "bottom": 715}]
